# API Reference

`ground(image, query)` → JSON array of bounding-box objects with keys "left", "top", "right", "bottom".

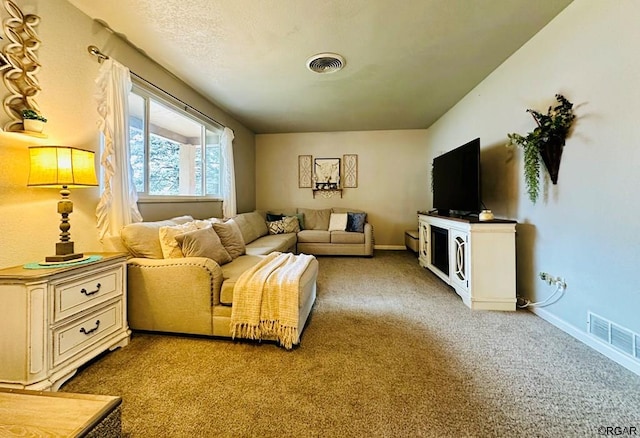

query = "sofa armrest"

[
  {"left": 127, "top": 257, "right": 223, "bottom": 335},
  {"left": 363, "top": 222, "right": 374, "bottom": 256}
]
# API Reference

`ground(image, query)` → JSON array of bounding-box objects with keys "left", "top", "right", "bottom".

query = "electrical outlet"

[{"left": 539, "top": 272, "right": 567, "bottom": 290}]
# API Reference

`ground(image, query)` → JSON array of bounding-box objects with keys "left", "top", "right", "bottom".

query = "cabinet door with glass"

[{"left": 449, "top": 229, "right": 469, "bottom": 294}]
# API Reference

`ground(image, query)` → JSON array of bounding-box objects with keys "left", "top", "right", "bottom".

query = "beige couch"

[
  {"left": 106, "top": 207, "right": 371, "bottom": 341},
  {"left": 238, "top": 208, "right": 374, "bottom": 257},
  {"left": 108, "top": 214, "right": 318, "bottom": 341}
]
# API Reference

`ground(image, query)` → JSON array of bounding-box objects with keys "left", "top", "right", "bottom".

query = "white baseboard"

[
  {"left": 374, "top": 245, "right": 407, "bottom": 250},
  {"left": 529, "top": 307, "right": 640, "bottom": 377}
]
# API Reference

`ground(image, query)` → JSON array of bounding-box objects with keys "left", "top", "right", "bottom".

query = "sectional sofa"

[
  {"left": 236, "top": 208, "right": 374, "bottom": 257},
  {"left": 104, "top": 207, "right": 373, "bottom": 343}
]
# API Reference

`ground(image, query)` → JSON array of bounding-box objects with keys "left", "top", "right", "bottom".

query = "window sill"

[{"left": 137, "top": 196, "right": 223, "bottom": 203}]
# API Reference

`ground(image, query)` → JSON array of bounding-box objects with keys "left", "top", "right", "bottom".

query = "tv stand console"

[{"left": 417, "top": 213, "right": 516, "bottom": 311}]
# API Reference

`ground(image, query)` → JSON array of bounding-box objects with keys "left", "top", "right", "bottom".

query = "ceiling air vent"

[{"left": 306, "top": 53, "right": 345, "bottom": 74}]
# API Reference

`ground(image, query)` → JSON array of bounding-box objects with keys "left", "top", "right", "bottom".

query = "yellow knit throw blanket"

[{"left": 230, "top": 252, "right": 315, "bottom": 349}]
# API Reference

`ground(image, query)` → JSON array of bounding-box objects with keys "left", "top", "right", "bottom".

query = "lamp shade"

[{"left": 28, "top": 146, "right": 98, "bottom": 188}]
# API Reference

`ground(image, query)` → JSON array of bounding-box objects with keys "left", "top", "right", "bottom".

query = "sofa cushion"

[
  {"left": 245, "top": 233, "right": 297, "bottom": 256},
  {"left": 233, "top": 211, "right": 269, "bottom": 244},
  {"left": 219, "top": 255, "right": 264, "bottom": 305},
  {"left": 175, "top": 227, "right": 232, "bottom": 265},
  {"left": 298, "top": 208, "right": 331, "bottom": 230},
  {"left": 268, "top": 208, "right": 297, "bottom": 217},
  {"left": 331, "top": 230, "right": 365, "bottom": 244},
  {"left": 332, "top": 207, "right": 365, "bottom": 214},
  {"left": 121, "top": 216, "right": 194, "bottom": 259},
  {"left": 159, "top": 220, "right": 209, "bottom": 258},
  {"left": 346, "top": 212, "right": 367, "bottom": 233},
  {"left": 328, "top": 213, "right": 348, "bottom": 231},
  {"left": 212, "top": 219, "right": 246, "bottom": 259},
  {"left": 297, "top": 229, "right": 331, "bottom": 243}
]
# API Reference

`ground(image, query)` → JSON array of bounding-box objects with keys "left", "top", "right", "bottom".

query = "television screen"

[{"left": 432, "top": 138, "right": 481, "bottom": 215}]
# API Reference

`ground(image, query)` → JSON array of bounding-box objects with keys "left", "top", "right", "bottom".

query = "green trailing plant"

[
  {"left": 22, "top": 109, "right": 47, "bottom": 122},
  {"left": 507, "top": 94, "right": 575, "bottom": 204}
]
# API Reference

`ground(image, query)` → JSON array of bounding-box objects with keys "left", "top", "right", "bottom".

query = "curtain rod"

[{"left": 87, "top": 45, "right": 226, "bottom": 130}]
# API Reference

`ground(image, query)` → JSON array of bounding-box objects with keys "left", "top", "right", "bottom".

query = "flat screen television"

[{"left": 432, "top": 137, "right": 481, "bottom": 216}]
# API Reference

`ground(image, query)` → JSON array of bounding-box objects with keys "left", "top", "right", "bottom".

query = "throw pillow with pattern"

[
  {"left": 267, "top": 216, "right": 300, "bottom": 235},
  {"left": 282, "top": 216, "right": 300, "bottom": 233},
  {"left": 267, "top": 219, "right": 286, "bottom": 235}
]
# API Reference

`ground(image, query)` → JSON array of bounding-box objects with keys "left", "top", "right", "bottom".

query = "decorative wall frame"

[
  {"left": 343, "top": 154, "right": 358, "bottom": 188},
  {"left": 313, "top": 157, "right": 341, "bottom": 189},
  {"left": 1, "top": 0, "right": 42, "bottom": 132},
  {"left": 298, "top": 155, "right": 313, "bottom": 188}
]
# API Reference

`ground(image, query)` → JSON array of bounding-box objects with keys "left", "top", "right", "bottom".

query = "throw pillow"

[
  {"left": 267, "top": 219, "right": 285, "bottom": 235},
  {"left": 328, "top": 213, "right": 348, "bottom": 232},
  {"left": 120, "top": 216, "right": 195, "bottom": 259},
  {"left": 266, "top": 213, "right": 284, "bottom": 222},
  {"left": 267, "top": 216, "right": 300, "bottom": 234},
  {"left": 121, "top": 219, "right": 179, "bottom": 259},
  {"left": 175, "top": 227, "right": 232, "bottom": 265},
  {"left": 283, "top": 216, "right": 300, "bottom": 233},
  {"left": 291, "top": 213, "right": 305, "bottom": 230},
  {"left": 266, "top": 212, "right": 304, "bottom": 229},
  {"left": 159, "top": 221, "right": 209, "bottom": 258},
  {"left": 212, "top": 219, "right": 246, "bottom": 259},
  {"left": 347, "top": 212, "right": 367, "bottom": 233}
]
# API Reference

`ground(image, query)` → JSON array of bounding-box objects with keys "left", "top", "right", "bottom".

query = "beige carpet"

[{"left": 61, "top": 250, "right": 640, "bottom": 437}]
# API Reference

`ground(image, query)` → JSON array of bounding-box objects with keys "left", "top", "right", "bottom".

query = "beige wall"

[
  {"left": 256, "top": 130, "right": 430, "bottom": 247},
  {"left": 0, "top": 0, "right": 255, "bottom": 268},
  {"left": 424, "top": 0, "right": 640, "bottom": 341}
]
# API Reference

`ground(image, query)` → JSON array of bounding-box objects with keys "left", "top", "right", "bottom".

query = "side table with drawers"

[{"left": 0, "top": 253, "right": 130, "bottom": 391}]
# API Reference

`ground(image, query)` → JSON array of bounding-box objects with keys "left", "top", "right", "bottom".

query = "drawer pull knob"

[
  {"left": 80, "top": 283, "right": 101, "bottom": 296},
  {"left": 80, "top": 320, "right": 100, "bottom": 335}
]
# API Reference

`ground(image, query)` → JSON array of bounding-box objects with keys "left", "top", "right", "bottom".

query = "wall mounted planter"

[
  {"left": 507, "top": 94, "right": 575, "bottom": 203},
  {"left": 539, "top": 136, "right": 564, "bottom": 185}
]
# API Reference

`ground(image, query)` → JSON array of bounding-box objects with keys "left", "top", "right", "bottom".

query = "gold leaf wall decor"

[{"left": 1, "top": 0, "right": 42, "bottom": 132}]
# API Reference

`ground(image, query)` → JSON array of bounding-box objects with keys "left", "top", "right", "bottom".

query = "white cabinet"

[
  {"left": 418, "top": 213, "right": 516, "bottom": 311},
  {"left": 449, "top": 228, "right": 469, "bottom": 294},
  {"left": 418, "top": 218, "right": 430, "bottom": 267},
  {"left": 0, "top": 253, "right": 130, "bottom": 391}
]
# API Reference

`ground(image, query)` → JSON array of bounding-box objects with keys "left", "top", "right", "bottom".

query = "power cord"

[{"left": 517, "top": 272, "right": 567, "bottom": 308}]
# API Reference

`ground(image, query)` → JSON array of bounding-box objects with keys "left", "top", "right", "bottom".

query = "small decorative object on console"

[{"left": 479, "top": 210, "right": 494, "bottom": 221}]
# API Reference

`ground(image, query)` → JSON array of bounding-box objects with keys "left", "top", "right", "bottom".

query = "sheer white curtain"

[
  {"left": 220, "top": 127, "right": 236, "bottom": 219},
  {"left": 95, "top": 58, "right": 142, "bottom": 241}
]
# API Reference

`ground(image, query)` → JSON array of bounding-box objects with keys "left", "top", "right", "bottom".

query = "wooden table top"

[
  {"left": 0, "top": 253, "right": 128, "bottom": 281},
  {"left": 0, "top": 388, "right": 121, "bottom": 437}
]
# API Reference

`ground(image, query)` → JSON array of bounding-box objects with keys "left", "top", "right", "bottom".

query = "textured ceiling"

[{"left": 67, "top": 0, "right": 573, "bottom": 134}]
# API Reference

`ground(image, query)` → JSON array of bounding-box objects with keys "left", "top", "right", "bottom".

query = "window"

[{"left": 128, "top": 83, "right": 223, "bottom": 198}]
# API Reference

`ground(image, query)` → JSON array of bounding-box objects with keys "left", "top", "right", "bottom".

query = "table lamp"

[{"left": 28, "top": 146, "right": 98, "bottom": 262}]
